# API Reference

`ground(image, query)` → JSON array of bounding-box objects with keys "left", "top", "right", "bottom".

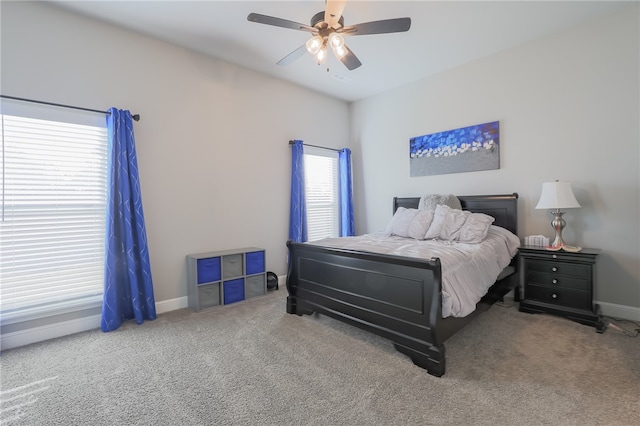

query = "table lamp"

[{"left": 535, "top": 180, "right": 581, "bottom": 250}]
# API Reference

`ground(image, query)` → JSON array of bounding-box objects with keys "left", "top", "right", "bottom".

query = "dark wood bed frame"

[{"left": 285, "top": 193, "right": 519, "bottom": 377}]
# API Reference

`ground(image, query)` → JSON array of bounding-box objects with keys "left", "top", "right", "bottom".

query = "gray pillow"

[{"left": 418, "top": 194, "right": 462, "bottom": 211}]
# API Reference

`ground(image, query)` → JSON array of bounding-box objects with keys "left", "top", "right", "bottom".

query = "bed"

[{"left": 285, "top": 193, "right": 519, "bottom": 376}]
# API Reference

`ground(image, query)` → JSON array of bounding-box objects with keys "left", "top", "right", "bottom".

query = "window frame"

[
  {"left": 303, "top": 146, "right": 340, "bottom": 242},
  {"left": 0, "top": 101, "right": 108, "bottom": 325}
]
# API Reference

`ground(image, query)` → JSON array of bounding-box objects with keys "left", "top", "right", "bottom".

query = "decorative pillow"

[
  {"left": 418, "top": 194, "right": 462, "bottom": 211},
  {"left": 408, "top": 209, "right": 435, "bottom": 240},
  {"left": 458, "top": 213, "right": 495, "bottom": 244},
  {"left": 390, "top": 208, "right": 418, "bottom": 238},
  {"left": 385, "top": 207, "right": 405, "bottom": 234},
  {"left": 440, "top": 209, "right": 471, "bottom": 241},
  {"left": 424, "top": 204, "right": 451, "bottom": 239}
]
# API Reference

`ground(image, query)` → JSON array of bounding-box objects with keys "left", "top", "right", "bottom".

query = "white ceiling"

[{"left": 51, "top": 1, "right": 627, "bottom": 102}]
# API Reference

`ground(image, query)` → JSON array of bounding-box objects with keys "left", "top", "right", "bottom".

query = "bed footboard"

[{"left": 286, "top": 240, "right": 447, "bottom": 376}]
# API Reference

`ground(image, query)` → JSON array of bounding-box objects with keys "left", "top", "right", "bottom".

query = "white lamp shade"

[{"left": 535, "top": 181, "right": 581, "bottom": 209}]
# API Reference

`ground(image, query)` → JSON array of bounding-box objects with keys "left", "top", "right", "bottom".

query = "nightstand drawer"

[
  {"left": 525, "top": 285, "right": 591, "bottom": 311},
  {"left": 526, "top": 271, "right": 590, "bottom": 292},
  {"left": 526, "top": 259, "right": 590, "bottom": 278}
]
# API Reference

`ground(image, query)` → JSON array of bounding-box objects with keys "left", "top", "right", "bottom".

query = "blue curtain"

[
  {"left": 288, "top": 140, "right": 307, "bottom": 243},
  {"left": 339, "top": 148, "right": 355, "bottom": 237},
  {"left": 102, "top": 108, "right": 156, "bottom": 332}
]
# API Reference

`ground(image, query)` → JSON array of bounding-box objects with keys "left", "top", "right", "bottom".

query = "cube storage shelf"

[{"left": 187, "top": 247, "right": 266, "bottom": 311}]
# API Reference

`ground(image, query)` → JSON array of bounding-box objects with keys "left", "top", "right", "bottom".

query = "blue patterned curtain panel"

[
  {"left": 288, "top": 140, "right": 308, "bottom": 243},
  {"left": 339, "top": 148, "right": 355, "bottom": 237},
  {"left": 410, "top": 121, "right": 500, "bottom": 177},
  {"left": 102, "top": 108, "right": 156, "bottom": 332}
]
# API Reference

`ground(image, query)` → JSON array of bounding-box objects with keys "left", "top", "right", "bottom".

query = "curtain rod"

[
  {"left": 0, "top": 94, "right": 141, "bottom": 122},
  {"left": 288, "top": 140, "right": 340, "bottom": 152}
]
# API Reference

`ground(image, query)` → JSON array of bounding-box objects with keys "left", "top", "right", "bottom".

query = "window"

[
  {"left": 304, "top": 147, "right": 339, "bottom": 241},
  {"left": 0, "top": 107, "right": 108, "bottom": 322}
]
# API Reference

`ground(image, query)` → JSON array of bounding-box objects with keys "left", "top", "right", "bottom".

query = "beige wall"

[{"left": 350, "top": 5, "right": 640, "bottom": 317}]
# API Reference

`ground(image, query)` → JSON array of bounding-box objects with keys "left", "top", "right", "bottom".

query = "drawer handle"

[
  {"left": 552, "top": 279, "right": 558, "bottom": 284},
  {"left": 551, "top": 293, "right": 558, "bottom": 299},
  {"left": 551, "top": 267, "right": 558, "bottom": 272}
]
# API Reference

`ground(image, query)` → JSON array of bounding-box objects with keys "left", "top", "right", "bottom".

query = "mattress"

[{"left": 307, "top": 225, "right": 520, "bottom": 318}]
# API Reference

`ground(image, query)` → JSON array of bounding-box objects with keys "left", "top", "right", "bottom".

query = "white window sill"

[{"left": 0, "top": 295, "right": 103, "bottom": 326}]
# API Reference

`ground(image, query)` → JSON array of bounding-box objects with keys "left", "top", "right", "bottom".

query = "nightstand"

[{"left": 518, "top": 246, "right": 604, "bottom": 332}]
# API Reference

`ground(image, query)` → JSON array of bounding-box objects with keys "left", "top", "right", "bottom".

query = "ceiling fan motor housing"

[{"left": 310, "top": 11, "right": 344, "bottom": 29}]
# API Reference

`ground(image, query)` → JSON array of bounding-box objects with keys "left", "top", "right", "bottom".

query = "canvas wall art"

[{"left": 410, "top": 121, "right": 500, "bottom": 177}]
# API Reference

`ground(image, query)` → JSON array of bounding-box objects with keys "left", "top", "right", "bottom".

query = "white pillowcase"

[
  {"left": 423, "top": 205, "right": 496, "bottom": 244},
  {"left": 424, "top": 204, "right": 450, "bottom": 239},
  {"left": 386, "top": 207, "right": 434, "bottom": 239},
  {"left": 384, "top": 207, "right": 418, "bottom": 238},
  {"left": 385, "top": 207, "right": 405, "bottom": 234},
  {"left": 440, "top": 208, "right": 471, "bottom": 241},
  {"left": 408, "top": 209, "right": 435, "bottom": 240},
  {"left": 387, "top": 205, "right": 495, "bottom": 243},
  {"left": 458, "top": 212, "right": 495, "bottom": 244}
]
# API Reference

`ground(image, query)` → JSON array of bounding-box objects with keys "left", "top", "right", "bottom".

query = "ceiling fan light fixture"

[
  {"left": 305, "top": 35, "right": 324, "bottom": 54},
  {"left": 248, "top": 3, "right": 412, "bottom": 72},
  {"left": 332, "top": 44, "right": 347, "bottom": 60},
  {"left": 315, "top": 45, "right": 328, "bottom": 64},
  {"left": 328, "top": 32, "right": 345, "bottom": 49}
]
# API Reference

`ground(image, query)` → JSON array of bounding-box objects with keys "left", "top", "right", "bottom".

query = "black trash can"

[{"left": 266, "top": 271, "right": 279, "bottom": 291}]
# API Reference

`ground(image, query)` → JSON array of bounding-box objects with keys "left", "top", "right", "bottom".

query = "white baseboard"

[
  {"left": 597, "top": 301, "right": 640, "bottom": 321},
  {"left": 155, "top": 296, "right": 188, "bottom": 314}
]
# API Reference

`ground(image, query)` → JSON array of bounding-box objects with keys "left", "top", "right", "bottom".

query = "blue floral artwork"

[{"left": 409, "top": 121, "right": 500, "bottom": 177}]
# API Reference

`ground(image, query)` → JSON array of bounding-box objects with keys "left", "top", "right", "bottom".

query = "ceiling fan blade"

[
  {"left": 324, "top": 0, "right": 347, "bottom": 29},
  {"left": 340, "top": 45, "right": 362, "bottom": 71},
  {"left": 247, "top": 13, "right": 316, "bottom": 33},
  {"left": 276, "top": 45, "right": 308, "bottom": 66},
  {"left": 341, "top": 17, "right": 411, "bottom": 36}
]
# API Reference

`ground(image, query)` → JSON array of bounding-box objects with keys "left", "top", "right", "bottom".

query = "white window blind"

[
  {"left": 304, "top": 148, "right": 339, "bottom": 241},
  {"left": 0, "top": 114, "right": 108, "bottom": 321}
]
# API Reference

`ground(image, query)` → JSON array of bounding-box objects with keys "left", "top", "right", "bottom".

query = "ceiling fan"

[{"left": 247, "top": 0, "right": 411, "bottom": 71}]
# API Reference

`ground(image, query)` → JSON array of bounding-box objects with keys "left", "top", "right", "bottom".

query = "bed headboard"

[{"left": 393, "top": 193, "right": 518, "bottom": 235}]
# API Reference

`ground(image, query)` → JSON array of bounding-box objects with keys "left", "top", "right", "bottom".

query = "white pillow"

[
  {"left": 384, "top": 207, "right": 405, "bottom": 234},
  {"left": 390, "top": 208, "right": 418, "bottom": 238},
  {"left": 408, "top": 209, "right": 435, "bottom": 240},
  {"left": 424, "top": 204, "right": 450, "bottom": 239},
  {"left": 458, "top": 213, "right": 495, "bottom": 243},
  {"left": 440, "top": 209, "right": 471, "bottom": 241}
]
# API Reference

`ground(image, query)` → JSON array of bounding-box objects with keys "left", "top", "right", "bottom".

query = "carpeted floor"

[{"left": 1, "top": 290, "right": 638, "bottom": 425}]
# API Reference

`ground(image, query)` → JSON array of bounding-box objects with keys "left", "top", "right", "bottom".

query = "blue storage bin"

[
  {"left": 245, "top": 251, "right": 265, "bottom": 275},
  {"left": 223, "top": 278, "right": 245, "bottom": 304},
  {"left": 197, "top": 257, "right": 221, "bottom": 284}
]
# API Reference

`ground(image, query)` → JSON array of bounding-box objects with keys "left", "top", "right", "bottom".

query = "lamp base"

[
  {"left": 548, "top": 210, "right": 581, "bottom": 251},
  {"left": 549, "top": 210, "right": 567, "bottom": 247}
]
